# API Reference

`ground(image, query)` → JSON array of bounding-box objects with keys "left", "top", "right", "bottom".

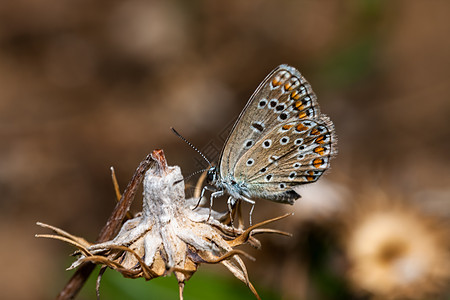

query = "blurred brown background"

[{"left": 1, "top": 1, "right": 450, "bottom": 299}]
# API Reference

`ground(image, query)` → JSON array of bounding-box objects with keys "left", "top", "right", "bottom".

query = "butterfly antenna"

[
  {"left": 174, "top": 168, "right": 209, "bottom": 185},
  {"left": 171, "top": 127, "right": 212, "bottom": 167}
]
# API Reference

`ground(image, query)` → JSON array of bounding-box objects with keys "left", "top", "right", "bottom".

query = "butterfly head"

[{"left": 206, "top": 166, "right": 219, "bottom": 186}]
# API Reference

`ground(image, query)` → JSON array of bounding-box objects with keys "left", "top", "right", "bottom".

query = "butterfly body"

[
  {"left": 207, "top": 165, "right": 299, "bottom": 205},
  {"left": 202, "top": 64, "right": 336, "bottom": 218}
]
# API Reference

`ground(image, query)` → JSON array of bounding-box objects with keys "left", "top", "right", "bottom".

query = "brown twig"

[
  {"left": 55, "top": 153, "right": 154, "bottom": 300},
  {"left": 110, "top": 166, "right": 133, "bottom": 220}
]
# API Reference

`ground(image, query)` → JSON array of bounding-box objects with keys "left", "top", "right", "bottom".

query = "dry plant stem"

[
  {"left": 178, "top": 282, "right": 184, "bottom": 300},
  {"left": 96, "top": 267, "right": 107, "bottom": 300},
  {"left": 110, "top": 166, "right": 133, "bottom": 220},
  {"left": 251, "top": 228, "right": 292, "bottom": 236},
  {"left": 228, "top": 213, "right": 292, "bottom": 247},
  {"left": 55, "top": 154, "right": 154, "bottom": 300},
  {"left": 36, "top": 222, "right": 91, "bottom": 249},
  {"left": 35, "top": 233, "right": 91, "bottom": 257},
  {"left": 110, "top": 167, "right": 121, "bottom": 203}
]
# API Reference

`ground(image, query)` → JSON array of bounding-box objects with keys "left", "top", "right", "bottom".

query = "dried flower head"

[
  {"left": 342, "top": 192, "right": 450, "bottom": 299},
  {"left": 37, "top": 150, "right": 290, "bottom": 299}
]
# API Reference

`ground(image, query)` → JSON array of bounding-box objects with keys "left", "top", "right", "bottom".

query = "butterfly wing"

[
  {"left": 219, "top": 65, "right": 325, "bottom": 180},
  {"left": 233, "top": 117, "right": 335, "bottom": 204},
  {"left": 218, "top": 65, "right": 337, "bottom": 204}
]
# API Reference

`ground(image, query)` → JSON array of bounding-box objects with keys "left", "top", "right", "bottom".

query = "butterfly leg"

[
  {"left": 239, "top": 197, "right": 255, "bottom": 226},
  {"left": 207, "top": 190, "right": 224, "bottom": 221},
  {"left": 227, "top": 196, "right": 236, "bottom": 228},
  {"left": 194, "top": 185, "right": 216, "bottom": 210}
]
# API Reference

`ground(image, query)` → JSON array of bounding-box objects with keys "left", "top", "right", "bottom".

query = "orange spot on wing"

[
  {"left": 298, "top": 112, "right": 307, "bottom": 119},
  {"left": 314, "top": 146, "right": 325, "bottom": 155},
  {"left": 315, "top": 136, "right": 326, "bottom": 144},
  {"left": 284, "top": 83, "right": 292, "bottom": 90},
  {"left": 291, "top": 91, "right": 300, "bottom": 100},
  {"left": 272, "top": 78, "right": 281, "bottom": 86},
  {"left": 306, "top": 176, "right": 315, "bottom": 181},
  {"left": 310, "top": 128, "right": 320, "bottom": 135},
  {"left": 296, "top": 123, "right": 308, "bottom": 131},
  {"left": 282, "top": 124, "right": 293, "bottom": 130},
  {"left": 313, "top": 158, "right": 324, "bottom": 168},
  {"left": 295, "top": 101, "right": 303, "bottom": 109}
]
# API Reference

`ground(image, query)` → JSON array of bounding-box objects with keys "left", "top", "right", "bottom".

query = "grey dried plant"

[{"left": 37, "top": 149, "right": 291, "bottom": 299}]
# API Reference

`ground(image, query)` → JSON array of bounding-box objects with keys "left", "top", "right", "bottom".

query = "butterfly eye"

[{"left": 206, "top": 167, "right": 217, "bottom": 183}]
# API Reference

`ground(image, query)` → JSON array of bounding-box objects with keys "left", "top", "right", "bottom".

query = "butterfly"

[{"left": 193, "top": 65, "right": 336, "bottom": 222}]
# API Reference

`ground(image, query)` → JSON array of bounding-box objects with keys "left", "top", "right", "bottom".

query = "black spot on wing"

[{"left": 251, "top": 122, "right": 264, "bottom": 132}]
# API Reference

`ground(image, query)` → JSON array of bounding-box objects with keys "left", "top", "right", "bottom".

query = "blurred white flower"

[{"left": 343, "top": 193, "right": 450, "bottom": 299}]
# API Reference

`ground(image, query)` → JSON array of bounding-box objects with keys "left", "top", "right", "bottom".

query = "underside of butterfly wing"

[
  {"left": 233, "top": 116, "right": 336, "bottom": 203},
  {"left": 219, "top": 65, "right": 323, "bottom": 179},
  {"left": 216, "top": 65, "right": 336, "bottom": 204}
]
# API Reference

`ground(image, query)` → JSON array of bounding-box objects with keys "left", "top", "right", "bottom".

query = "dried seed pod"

[{"left": 37, "top": 149, "right": 291, "bottom": 299}]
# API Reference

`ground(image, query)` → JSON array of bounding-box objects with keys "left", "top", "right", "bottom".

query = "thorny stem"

[{"left": 55, "top": 153, "right": 154, "bottom": 300}]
